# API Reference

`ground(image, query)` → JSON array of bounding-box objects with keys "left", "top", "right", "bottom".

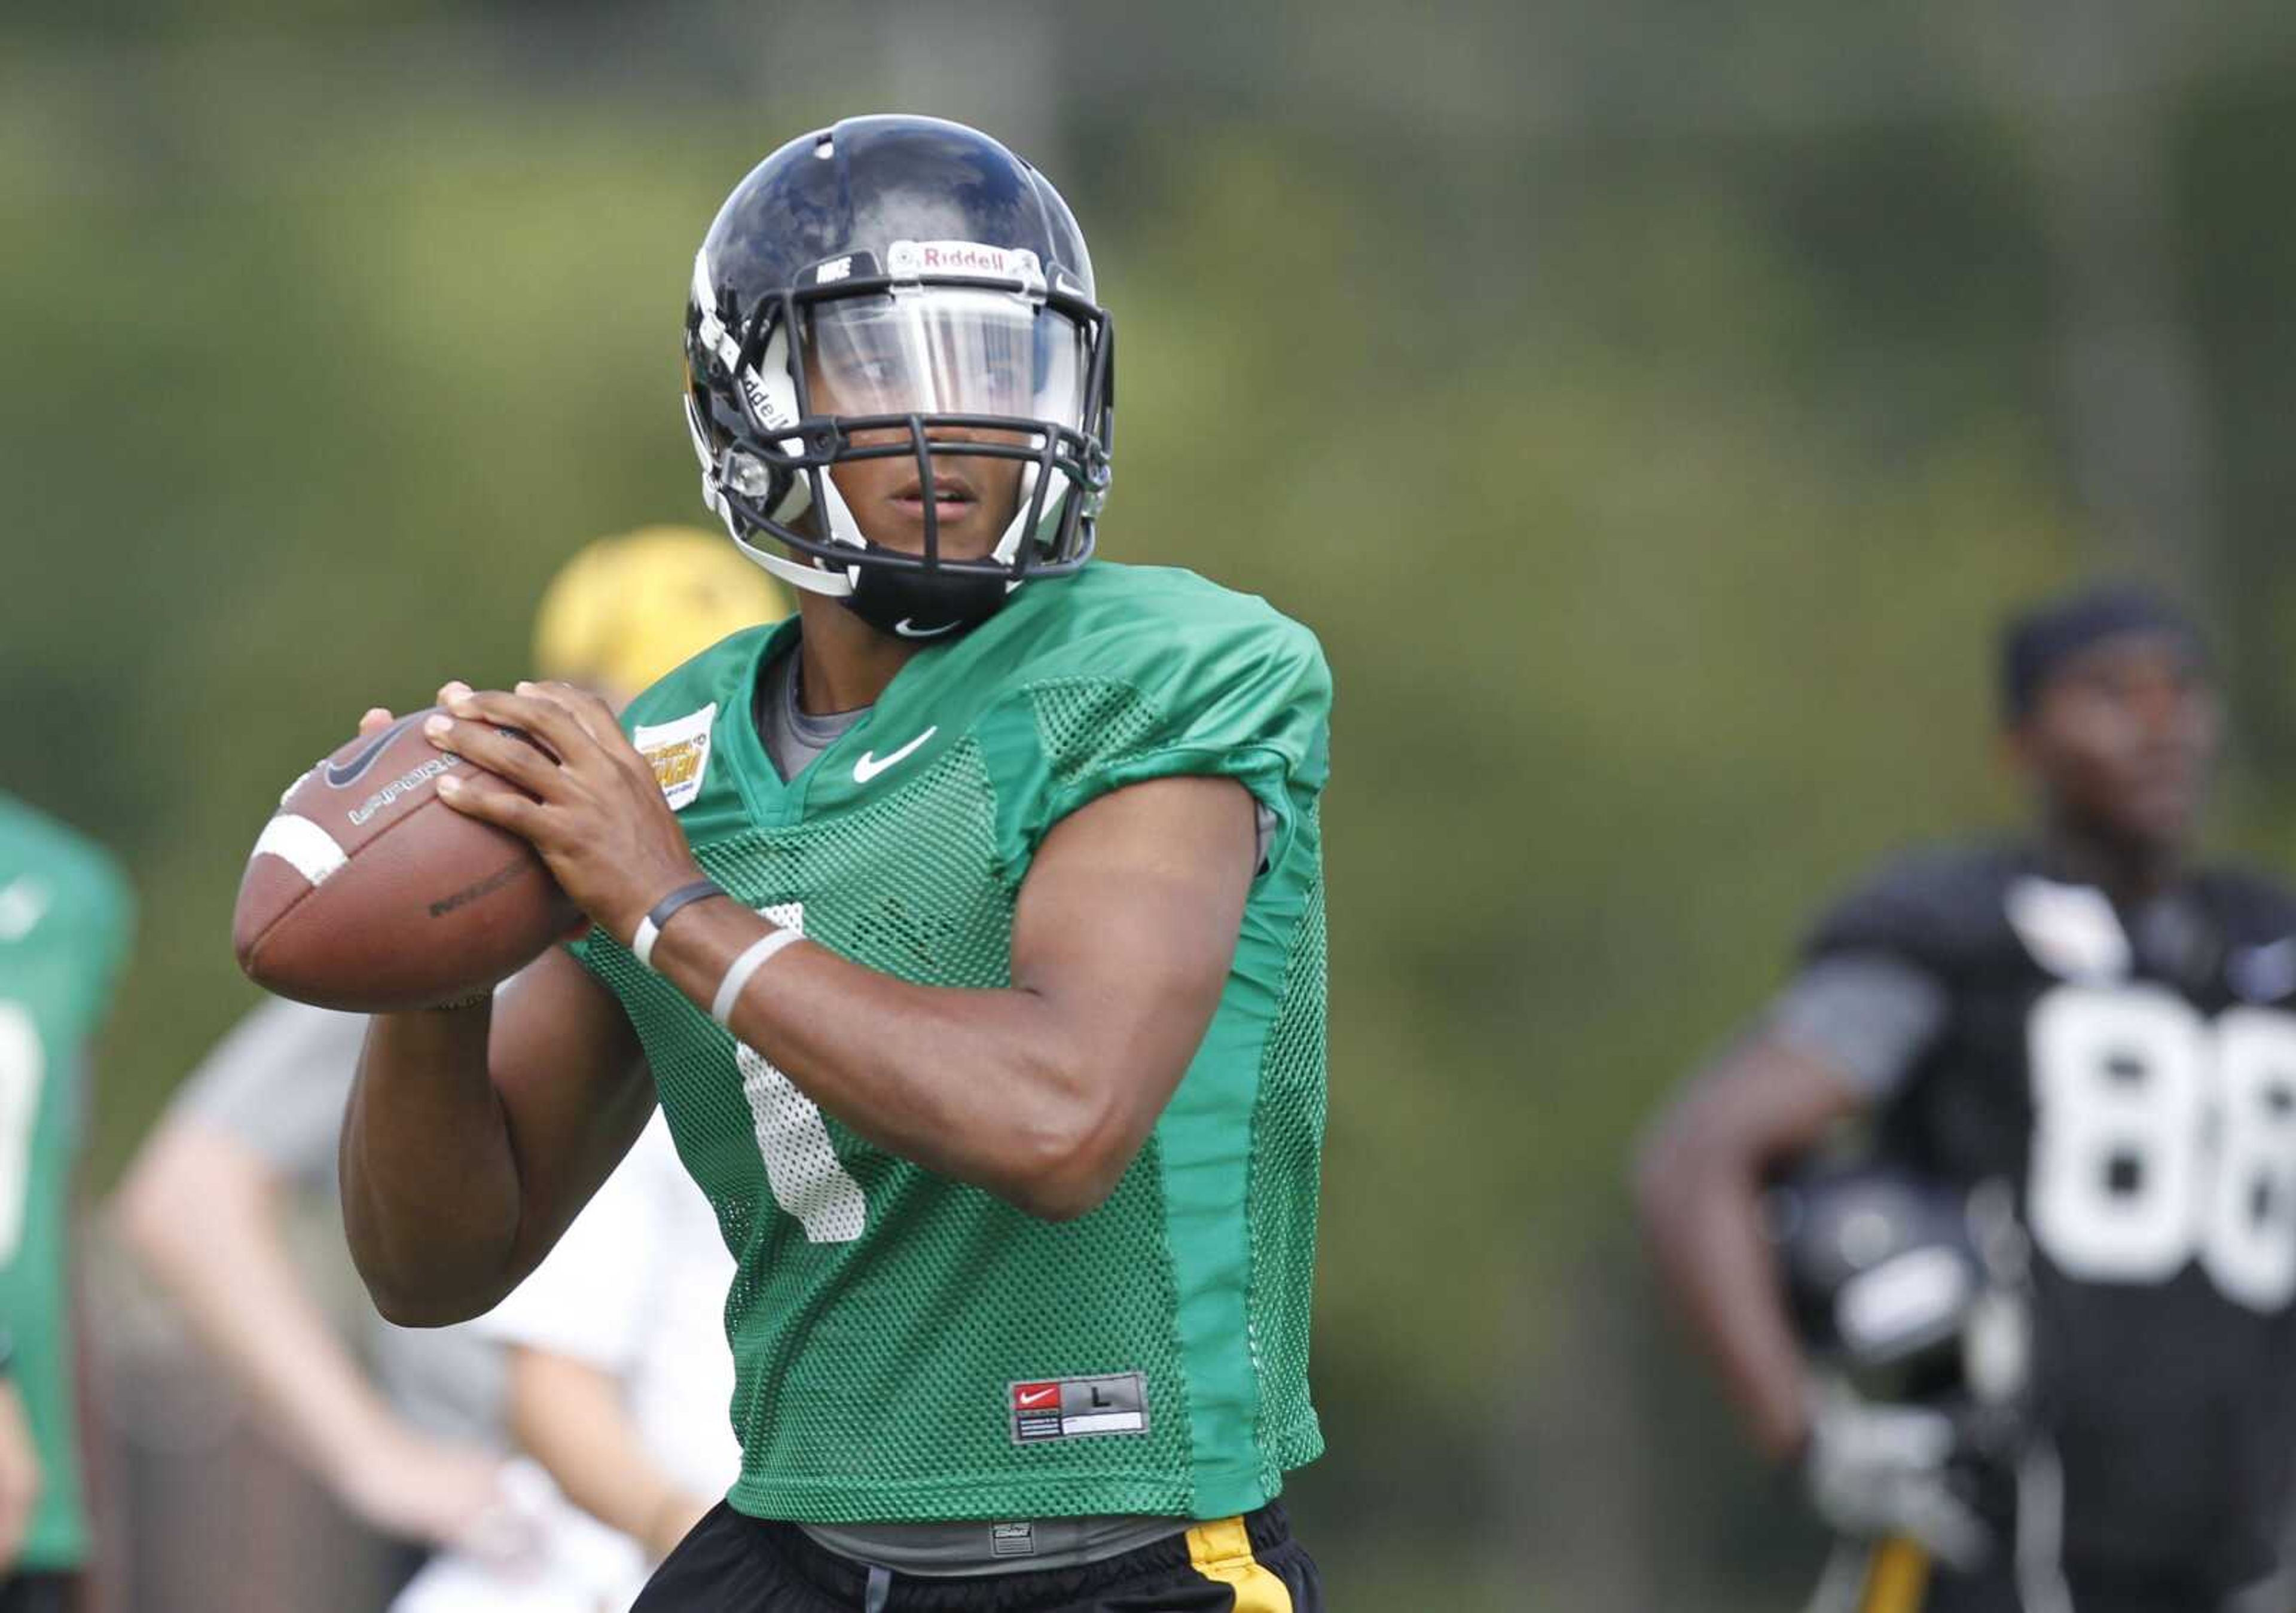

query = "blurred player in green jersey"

[
  {"left": 342, "top": 115, "right": 1330, "bottom": 1611},
  {"left": 0, "top": 795, "right": 132, "bottom": 1612}
]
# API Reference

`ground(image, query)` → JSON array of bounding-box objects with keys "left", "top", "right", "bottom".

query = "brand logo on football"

[{"left": 324, "top": 715, "right": 417, "bottom": 789}]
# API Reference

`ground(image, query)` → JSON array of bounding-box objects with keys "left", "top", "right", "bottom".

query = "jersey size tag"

[
  {"left": 1008, "top": 1372, "right": 1149, "bottom": 1444},
  {"left": 635, "top": 704, "right": 718, "bottom": 813}
]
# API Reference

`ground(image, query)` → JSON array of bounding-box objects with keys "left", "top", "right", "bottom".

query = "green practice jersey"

[
  {"left": 574, "top": 561, "right": 1331, "bottom": 1524},
  {"left": 0, "top": 795, "right": 132, "bottom": 1571}
]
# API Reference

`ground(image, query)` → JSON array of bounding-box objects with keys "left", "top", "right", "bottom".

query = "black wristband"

[{"left": 634, "top": 879, "right": 729, "bottom": 969}]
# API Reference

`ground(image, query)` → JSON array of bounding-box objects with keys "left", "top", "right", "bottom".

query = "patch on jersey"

[
  {"left": 1008, "top": 1372, "right": 1149, "bottom": 1444},
  {"left": 2230, "top": 938, "right": 2296, "bottom": 1004},
  {"left": 990, "top": 1522, "right": 1037, "bottom": 1559},
  {"left": 2005, "top": 876, "right": 2130, "bottom": 983},
  {"left": 636, "top": 704, "right": 718, "bottom": 812}
]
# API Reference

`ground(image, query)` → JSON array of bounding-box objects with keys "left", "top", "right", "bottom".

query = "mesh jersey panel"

[
  {"left": 576, "top": 564, "right": 1332, "bottom": 1524},
  {"left": 1245, "top": 829, "right": 1326, "bottom": 1476},
  {"left": 1027, "top": 679, "right": 1164, "bottom": 795}
]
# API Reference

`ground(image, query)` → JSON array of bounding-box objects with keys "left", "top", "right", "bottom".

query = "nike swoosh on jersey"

[
  {"left": 1015, "top": 1386, "right": 1060, "bottom": 1408},
  {"left": 893, "top": 618, "right": 960, "bottom": 639},
  {"left": 853, "top": 726, "right": 939, "bottom": 784},
  {"left": 0, "top": 878, "right": 51, "bottom": 943}
]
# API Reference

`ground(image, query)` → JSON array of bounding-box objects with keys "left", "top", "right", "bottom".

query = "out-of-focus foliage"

[{"left": 10, "top": 4, "right": 2296, "bottom": 1606}]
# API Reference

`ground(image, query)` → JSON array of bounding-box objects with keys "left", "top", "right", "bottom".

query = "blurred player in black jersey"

[{"left": 1636, "top": 585, "right": 2296, "bottom": 1613}]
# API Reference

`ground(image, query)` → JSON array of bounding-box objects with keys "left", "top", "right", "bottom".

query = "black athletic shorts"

[
  {"left": 633, "top": 1501, "right": 1321, "bottom": 1612},
  {"left": 0, "top": 1574, "right": 75, "bottom": 1613}
]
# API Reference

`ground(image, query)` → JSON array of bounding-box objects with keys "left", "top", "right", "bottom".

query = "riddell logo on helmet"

[
  {"left": 887, "top": 240, "right": 1043, "bottom": 288},
  {"left": 737, "top": 368, "right": 794, "bottom": 432}
]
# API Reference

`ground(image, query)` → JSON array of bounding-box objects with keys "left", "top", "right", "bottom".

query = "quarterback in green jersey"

[
  {"left": 0, "top": 794, "right": 132, "bottom": 1612},
  {"left": 343, "top": 116, "right": 1329, "bottom": 1612}
]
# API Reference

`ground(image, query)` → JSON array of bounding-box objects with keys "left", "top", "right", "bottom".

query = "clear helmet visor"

[{"left": 800, "top": 287, "right": 1089, "bottom": 432}]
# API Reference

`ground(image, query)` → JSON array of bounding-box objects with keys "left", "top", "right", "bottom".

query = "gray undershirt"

[
  {"left": 1766, "top": 953, "right": 1950, "bottom": 1099},
  {"left": 761, "top": 646, "right": 868, "bottom": 781}
]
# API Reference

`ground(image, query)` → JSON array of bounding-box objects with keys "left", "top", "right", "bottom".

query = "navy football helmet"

[
  {"left": 1772, "top": 1163, "right": 2024, "bottom": 1397},
  {"left": 683, "top": 115, "right": 1115, "bottom": 639},
  {"left": 1772, "top": 1164, "right": 2034, "bottom": 1570}
]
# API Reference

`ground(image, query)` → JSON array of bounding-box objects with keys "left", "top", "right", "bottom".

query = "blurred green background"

[{"left": 10, "top": 1, "right": 2296, "bottom": 1606}]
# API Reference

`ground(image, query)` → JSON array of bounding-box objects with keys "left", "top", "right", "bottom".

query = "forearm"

[
  {"left": 1634, "top": 1140, "right": 1810, "bottom": 1460},
  {"left": 649, "top": 903, "right": 1106, "bottom": 1214},
  {"left": 508, "top": 1351, "right": 699, "bottom": 1549},
  {"left": 114, "top": 1138, "right": 410, "bottom": 1487},
  {"left": 0, "top": 1379, "right": 38, "bottom": 1570},
  {"left": 339, "top": 1004, "right": 524, "bottom": 1324}
]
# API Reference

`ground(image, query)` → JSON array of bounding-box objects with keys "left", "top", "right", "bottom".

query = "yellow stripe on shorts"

[{"left": 1185, "top": 1516, "right": 1294, "bottom": 1613}]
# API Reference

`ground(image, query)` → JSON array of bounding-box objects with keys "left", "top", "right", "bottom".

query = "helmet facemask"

[{"left": 687, "top": 246, "right": 1114, "bottom": 640}]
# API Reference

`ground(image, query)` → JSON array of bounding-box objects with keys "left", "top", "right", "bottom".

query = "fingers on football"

[
  {"left": 359, "top": 707, "right": 398, "bottom": 737},
  {"left": 439, "top": 689, "right": 591, "bottom": 769},
  {"left": 433, "top": 765, "right": 542, "bottom": 834},
  {"left": 423, "top": 712, "right": 561, "bottom": 799},
  {"left": 516, "top": 680, "right": 621, "bottom": 750}
]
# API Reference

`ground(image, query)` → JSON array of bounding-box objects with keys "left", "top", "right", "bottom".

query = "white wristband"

[{"left": 711, "top": 927, "right": 805, "bottom": 1028}]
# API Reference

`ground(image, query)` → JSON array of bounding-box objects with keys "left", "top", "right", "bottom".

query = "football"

[{"left": 233, "top": 708, "right": 579, "bottom": 1011}]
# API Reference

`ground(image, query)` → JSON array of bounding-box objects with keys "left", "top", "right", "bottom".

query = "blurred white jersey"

[
  {"left": 390, "top": 1458, "right": 642, "bottom": 1613},
  {"left": 403, "top": 1111, "right": 740, "bottom": 1611}
]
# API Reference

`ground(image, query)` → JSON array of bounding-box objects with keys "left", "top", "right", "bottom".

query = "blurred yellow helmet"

[{"left": 533, "top": 527, "right": 792, "bottom": 698}]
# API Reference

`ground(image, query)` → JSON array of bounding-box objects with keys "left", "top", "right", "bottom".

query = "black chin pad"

[{"left": 840, "top": 561, "right": 1010, "bottom": 641}]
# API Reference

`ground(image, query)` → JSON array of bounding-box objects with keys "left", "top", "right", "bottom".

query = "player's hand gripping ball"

[
  {"left": 233, "top": 702, "right": 581, "bottom": 1011},
  {"left": 411, "top": 679, "right": 710, "bottom": 946}
]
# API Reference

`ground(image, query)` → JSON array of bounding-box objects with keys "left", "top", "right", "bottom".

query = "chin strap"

[
  {"left": 706, "top": 452, "right": 1062, "bottom": 609},
  {"left": 735, "top": 534, "right": 857, "bottom": 598}
]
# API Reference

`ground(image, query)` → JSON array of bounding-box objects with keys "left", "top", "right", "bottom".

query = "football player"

[
  {"left": 0, "top": 794, "right": 133, "bottom": 1613},
  {"left": 114, "top": 526, "right": 786, "bottom": 1609},
  {"left": 340, "top": 114, "right": 1330, "bottom": 1612},
  {"left": 1636, "top": 585, "right": 2296, "bottom": 1612}
]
